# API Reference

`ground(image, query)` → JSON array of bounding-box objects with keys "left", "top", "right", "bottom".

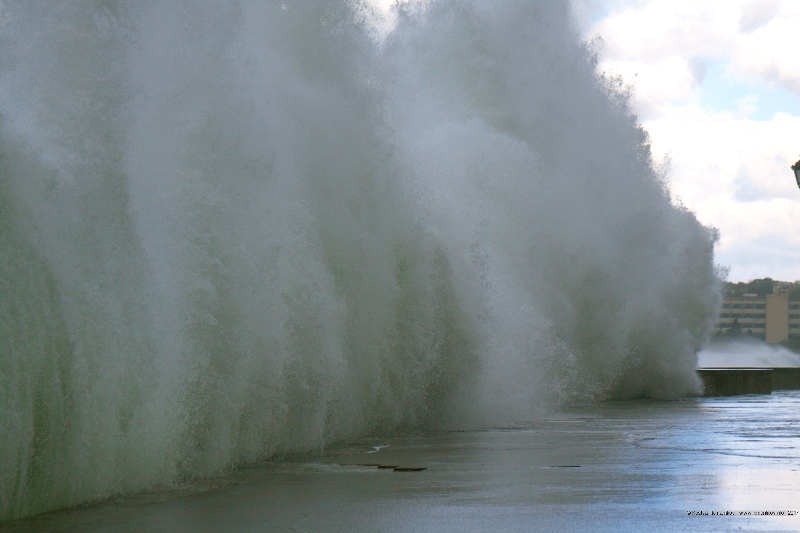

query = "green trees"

[{"left": 722, "top": 278, "right": 800, "bottom": 298}]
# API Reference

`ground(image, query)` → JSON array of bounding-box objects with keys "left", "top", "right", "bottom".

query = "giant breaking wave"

[{"left": 0, "top": 0, "right": 720, "bottom": 520}]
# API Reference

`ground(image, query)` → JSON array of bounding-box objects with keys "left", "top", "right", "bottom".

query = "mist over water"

[
  {"left": 698, "top": 340, "right": 800, "bottom": 368},
  {"left": 0, "top": 0, "right": 720, "bottom": 520}
]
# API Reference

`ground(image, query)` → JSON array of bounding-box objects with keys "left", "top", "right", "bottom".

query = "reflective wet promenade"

[{"left": 5, "top": 392, "right": 800, "bottom": 532}]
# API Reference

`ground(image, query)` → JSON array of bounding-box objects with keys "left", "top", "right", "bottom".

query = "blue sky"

[{"left": 700, "top": 60, "right": 800, "bottom": 120}]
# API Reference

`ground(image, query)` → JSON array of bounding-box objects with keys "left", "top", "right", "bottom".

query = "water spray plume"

[{"left": 0, "top": 0, "right": 720, "bottom": 520}]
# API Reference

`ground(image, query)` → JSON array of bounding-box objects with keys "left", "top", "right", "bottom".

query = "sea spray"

[
  {"left": 382, "top": 0, "right": 720, "bottom": 400},
  {"left": 0, "top": 0, "right": 720, "bottom": 520},
  {"left": 698, "top": 339, "right": 800, "bottom": 368}
]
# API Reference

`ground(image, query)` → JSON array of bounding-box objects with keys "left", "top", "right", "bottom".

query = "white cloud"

[
  {"left": 579, "top": 0, "right": 800, "bottom": 281},
  {"left": 648, "top": 103, "right": 800, "bottom": 282},
  {"left": 586, "top": 0, "right": 800, "bottom": 106},
  {"left": 732, "top": 10, "right": 800, "bottom": 92}
]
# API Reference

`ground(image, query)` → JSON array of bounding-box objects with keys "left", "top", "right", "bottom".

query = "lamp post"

[{"left": 793, "top": 158, "right": 800, "bottom": 189}]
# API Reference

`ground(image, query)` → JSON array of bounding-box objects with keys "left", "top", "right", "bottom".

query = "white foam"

[{"left": 698, "top": 340, "right": 800, "bottom": 368}]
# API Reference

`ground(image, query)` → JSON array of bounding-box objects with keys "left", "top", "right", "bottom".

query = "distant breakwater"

[{"left": 698, "top": 368, "right": 800, "bottom": 396}]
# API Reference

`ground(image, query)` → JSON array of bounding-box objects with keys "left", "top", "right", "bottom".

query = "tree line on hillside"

[{"left": 723, "top": 278, "right": 800, "bottom": 299}]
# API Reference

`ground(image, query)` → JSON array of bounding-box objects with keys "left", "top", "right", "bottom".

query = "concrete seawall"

[{"left": 697, "top": 368, "right": 800, "bottom": 396}]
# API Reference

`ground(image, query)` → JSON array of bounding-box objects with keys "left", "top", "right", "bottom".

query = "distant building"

[{"left": 716, "top": 290, "right": 800, "bottom": 345}]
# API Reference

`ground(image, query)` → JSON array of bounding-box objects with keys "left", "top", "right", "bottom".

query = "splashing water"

[
  {"left": 698, "top": 340, "right": 800, "bottom": 368},
  {"left": 0, "top": 0, "right": 720, "bottom": 520}
]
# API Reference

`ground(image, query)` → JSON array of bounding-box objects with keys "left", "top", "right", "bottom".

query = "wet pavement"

[{"left": 4, "top": 392, "right": 800, "bottom": 532}]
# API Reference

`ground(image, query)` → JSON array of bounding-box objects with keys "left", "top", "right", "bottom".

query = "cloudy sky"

[{"left": 571, "top": 0, "right": 800, "bottom": 282}]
